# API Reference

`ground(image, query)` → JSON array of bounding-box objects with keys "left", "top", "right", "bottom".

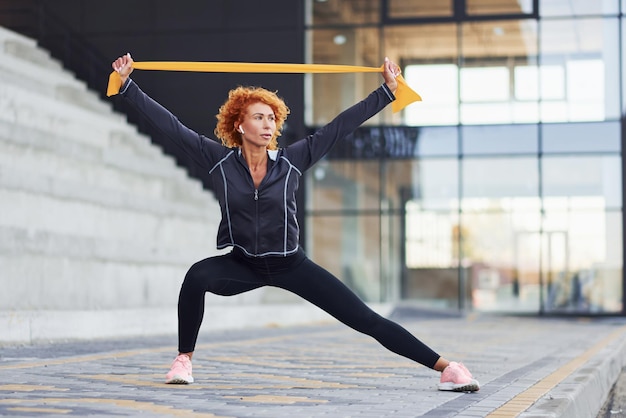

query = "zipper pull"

[{"left": 254, "top": 189, "right": 258, "bottom": 201}]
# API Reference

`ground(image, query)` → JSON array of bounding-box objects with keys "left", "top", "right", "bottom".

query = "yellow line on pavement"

[
  {"left": 0, "top": 329, "right": 345, "bottom": 371},
  {"left": 486, "top": 324, "right": 626, "bottom": 418},
  {"left": 0, "top": 398, "right": 227, "bottom": 418}
]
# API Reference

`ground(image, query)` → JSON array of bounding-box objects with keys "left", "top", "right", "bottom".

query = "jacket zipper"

[{"left": 254, "top": 187, "right": 259, "bottom": 254}]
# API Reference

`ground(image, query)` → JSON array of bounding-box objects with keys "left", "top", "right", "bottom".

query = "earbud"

[{"left": 238, "top": 126, "right": 245, "bottom": 134}]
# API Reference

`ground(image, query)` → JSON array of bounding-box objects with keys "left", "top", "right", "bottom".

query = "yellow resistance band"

[{"left": 107, "top": 62, "right": 421, "bottom": 113}]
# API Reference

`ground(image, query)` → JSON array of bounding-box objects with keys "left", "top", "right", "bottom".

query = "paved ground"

[{"left": 1, "top": 312, "right": 626, "bottom": 417}]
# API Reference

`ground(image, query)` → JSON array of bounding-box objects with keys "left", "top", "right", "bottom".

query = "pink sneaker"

[
  {"left": 438, "top": 361, "right": 479, "bottom": 392},
  {"left": 165, "top": 354, "right": 194, "bottom": 384}
]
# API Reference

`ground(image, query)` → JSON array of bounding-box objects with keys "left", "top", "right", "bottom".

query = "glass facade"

[{"left": 305, "top": 0, "right": 624, "bottom": 314}]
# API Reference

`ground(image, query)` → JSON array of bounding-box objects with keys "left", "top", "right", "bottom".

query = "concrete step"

[
  {"left": 0, "top": 252, "right": 185, "bottom": 310},
  {"left": 0, "top": 42, "right": 114, "bottom": 114},
  {"left": 0, "top": 82, "right": 126, "bottom": 146},
  {"left": 0, "top": 125, "right": 208, "bottom": 205},
  {"left": 0, "top": 25, "right": 64, "bottom": 70},
  {"left": 0, "top": 186, "right": 216, "bottom": 245},
  {"left": 0, "top": 82, "right": 206, "bottom": 188},
  {"left": 0, "top": 110, "right": 174, "bottom": 172},
  {"left": 0, "top": 223, "right": 225, "bottom": 310},
  {"left": 0, "top": 162, "right": 213, "bottom": 221}
]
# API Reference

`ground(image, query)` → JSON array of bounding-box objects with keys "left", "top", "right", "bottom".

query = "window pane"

[
  {"left": 463, "top": 209, "right": 542, "bottom": 312},
  {"left": 462, "top": 20, "right": 538, "bottom": 59},
  {"left": 375, "top": 160, "right": 459, "bottom": 211},
  {"left": 383, "top": 160, "right": 417, "bottom": 210},
  {"left": 323, "top": 127, "right": 420, "bottom": 159},
  {"left": 461, "top": 67, "right": 509, "bottom": 102},
  {"left": 309, "top": 161, "right": 380, "bottom": 211},
  {"left": 542, "top": 156, "right": 622, "bottom": 209},
  {"left": 467, "top": 0, "right": 534, "bottom": 15},
  {"left": 308, "top": 27, "right": 382, "bottom": 126},
  {"left": 386, "top": 24, "right": 458, "bottom": 126},
  {"left": 401, "top": 159, "right": 460, "bottom": 307},
  {"left": 387, "top": 0, "right": 453, "bottom": 17},
  {"left": 404, "top": 203, "right": 463, "bottom": 309},
  {"left": 515, "top": 65, "right": 565, "bottom": 100},
  {"left": 540, "top": 18, "right": 620, "bottom": 122},
  {"left": 404, "top": 64, "right": 459, "bottom": 126},
  {"left": 541, "top": 210, "right": 622, "bottom": 313},
  {"left": 406, "top": 203, "right": 459, "bottom": 268},
  {"left": 309, "top": 214, "right": 382, "bottom": 302},
  {"left": 462, "top": 124, "right": 538, "bottom": 155},
  {"left": 404, "top": 159, "right": 459, "bottom": 211},
  {"left": 462, "top": 157, "right": 539, "bottom": 201},
  {"left": 460, "top": 160, "right": 541, "bottom": 311},
  {"left": 415, "top": 127, "right": 459, "bottom": 157},
  {"left": 460, "top": 20, "right": 540, "bottom": 124},
  {"left": 540, "top": 0, "right": 619, "bottom": 17},
  {"left": 310, "top": 0, "right": 379, "bottom": 25},
  {"left": 541, "top": 121, "right": 620, "bottom": 153},
  {"left": 383, "top": 24, "right": 458, "bottom": 126}
]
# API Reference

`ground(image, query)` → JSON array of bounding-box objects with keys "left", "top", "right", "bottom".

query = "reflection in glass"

[
  {"left": 402, "top": 159, "right": 460, "bottom": 308},
  {"left": 540, "top": 0, "right": 619, "bottom": 17},
  {"left": 460, "top": 157, "right": 542, "bottom": 312},
  {"left": 404, "top": 20, "right": 542, "bottom": 125},
  {"left": 304, "top": 0, "right": 624, "bottom": 315},
  {"left": 540, "top": 159, "right": 623, "bottom": 312},
  {"left": 403, "top": 18, "right": 620, "bottom": 125},
  {"left": 414, "top": 127, "right": 459, "bottom": 157},
  {"left": 404, "top": 203, "right": 463, "bottom": 309},
  {"left": 460, "top": 20, "right": 539, "bottom": 124},
  {"left": 540, "top": 18, "right": 620, "bottom": 121},
  {"left": 461, "top": 67, "right": 509, "bottom": 102},
  {"left": 467, "top": 0, "right": 534, "bottom": 15},
  {"left": 462, "top": 157, "right": 539, "bottom": 201},
  {"left": 462, "top": 208, "right": 542, "bottom": 312},
  {"left": 387, "top": 0, "right": 453, "bottom": 18},
  {"left": 307, "top": 27, "right": 382, "bottom": 126},
  {"left": 462, "top": 124, "right": 538, "bottom": 155},
  {"left": 541, "top": 122, "right": 620, "bottom": 153},
  {"left": 384, "top": 160, "right": 418, "bottom": 210},
  {"left": 404, "top": 159, "right": 459, "bottom": 211},
  {"left": 406, "top": 202, "right": 459, "bottom": 268},
  {"left": 515, "top": 65, "right": 564, "bottom": 100},
  {"left": 309, "top": 214, "right": 382, "bottom": 302},
  {"left": 310, "top": 0, "right": 379, "bottom": 25},
  {"left": 405, "top": 64, "right": 459, "bottom": 126},
  {"left": 541, "top": 210, "right": 622, "bottom": 313},
  {"left": 542, "top": 156, "right": 622, "bottom": 209},
  {"left": 310, "top": 160, "right": 381, "bottom": 211}
]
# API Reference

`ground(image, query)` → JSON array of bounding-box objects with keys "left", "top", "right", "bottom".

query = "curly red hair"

[{"left": 215, "top": 86, "right": 290, "bottom": 150}]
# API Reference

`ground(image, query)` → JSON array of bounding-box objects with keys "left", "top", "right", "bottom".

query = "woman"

[{"left": 111, "top": 53, "right": 479, "bottom": 392}]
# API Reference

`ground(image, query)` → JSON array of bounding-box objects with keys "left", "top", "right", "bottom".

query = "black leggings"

[{"left": 177, "top": 248, "right": 441, "bottom": 369}]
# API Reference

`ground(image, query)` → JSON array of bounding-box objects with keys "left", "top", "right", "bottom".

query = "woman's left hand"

[{"left": 382, "top": 57, "right": 401, "bottom": 94}]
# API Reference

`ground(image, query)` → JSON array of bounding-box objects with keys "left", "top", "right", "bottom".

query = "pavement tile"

[{"left": 1, "top": 314, "right": 625, "bottom": 417}]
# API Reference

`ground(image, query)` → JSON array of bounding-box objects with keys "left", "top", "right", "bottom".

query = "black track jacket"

[{"left": 119, "top": 80, "right": 395, "bottom": 257}]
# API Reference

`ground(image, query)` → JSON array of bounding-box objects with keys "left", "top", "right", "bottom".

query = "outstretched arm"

[
  {"left": 287, "top": 57, "right": 400, "bottom": 170},
  {"left": 110, "top": 53, "right": 221, "bottom": 170}
]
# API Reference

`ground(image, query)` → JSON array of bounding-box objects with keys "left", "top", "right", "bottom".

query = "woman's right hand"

[{"left": 111, "top": 53, "right": 134, "bottom": 85}]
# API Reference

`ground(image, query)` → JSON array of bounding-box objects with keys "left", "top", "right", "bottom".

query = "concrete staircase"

[
  {"left": 0, "top": 27, "right": 250, "bottom": 343},
  {"left": 0, "top": 26, "right": 360, "bottom": 345}
]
